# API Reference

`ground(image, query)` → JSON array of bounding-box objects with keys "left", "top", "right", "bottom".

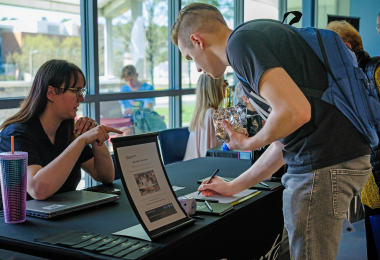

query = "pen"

[
  {"left": 204, "top": 200, "right": 213, "bottom": 212},
  {"left": 198, "top": 169, "right": 220, "bottom": 195},
  {"left": 195, "top": 199, "right": 219, "bottom": 203},
  {"left": 260, "top": 182, "right": 269, "bottom": 187}
]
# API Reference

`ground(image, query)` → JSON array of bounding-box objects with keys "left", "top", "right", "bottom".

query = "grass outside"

[{"left": 154, "top": 103, "right": 196, "bottom": 128}]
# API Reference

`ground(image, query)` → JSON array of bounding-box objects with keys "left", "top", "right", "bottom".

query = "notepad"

[
  {"left": 186, "top": 189, "right": 258, "bottom": 204},
  {"left": 198, "top": 177, "right": 282, "bottom": 191},
  {"left": 196, "top": 202, "right": 233, "bottom": 215}
]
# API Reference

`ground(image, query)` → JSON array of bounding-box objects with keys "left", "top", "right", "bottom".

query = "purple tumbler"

[{"left": 0, "top": 152, "right": 28, "bottom": 223}]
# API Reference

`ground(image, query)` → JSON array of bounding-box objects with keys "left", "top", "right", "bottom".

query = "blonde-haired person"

[
  {"left": 183, "top": 74, "right": 224, "bottom": 160},
  {"left": 327, "top": 20, "right": 380, "bottom": 260}
]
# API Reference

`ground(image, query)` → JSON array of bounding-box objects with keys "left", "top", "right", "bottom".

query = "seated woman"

[
  {"left": 0, "top": 59, "right": 122, "bottom": 200},
  {"left": 183, "top": 74, "right": 224, "bottom": 161}
]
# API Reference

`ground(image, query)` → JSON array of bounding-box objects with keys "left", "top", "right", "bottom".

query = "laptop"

[{"left": 26, "top": 190, "right": 119, "bottom": 219}]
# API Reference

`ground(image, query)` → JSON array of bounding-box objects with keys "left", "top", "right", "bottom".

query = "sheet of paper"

[
  {"left": 172, "top": 186, "right": 185, "bottom": 191},
  {"left": 186, "top": 189, "right": 258, "bottom": 204}
]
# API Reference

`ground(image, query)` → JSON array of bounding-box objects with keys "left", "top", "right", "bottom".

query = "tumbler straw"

[{"left": 11, "top": 136, "right": 14, "bottom": 154}]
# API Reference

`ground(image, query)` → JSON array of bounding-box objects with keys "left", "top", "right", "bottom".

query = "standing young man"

[{"left": 171, "top": 3, "right": 372, "bottom": 260}]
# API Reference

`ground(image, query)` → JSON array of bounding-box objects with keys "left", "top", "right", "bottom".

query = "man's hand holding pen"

[{"left": 198, "top": 176, "right": 235, "bottom": 197}]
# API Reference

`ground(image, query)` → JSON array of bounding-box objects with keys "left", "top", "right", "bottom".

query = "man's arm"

[
  {"left": 199, "top": 141, "right": 285, "bottom": 196},
  {"left": 226, "top": 67, "right": 311, "bottom": 151}
]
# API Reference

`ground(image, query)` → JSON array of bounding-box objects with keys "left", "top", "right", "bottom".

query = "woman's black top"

[{"left": 0, "top": 117, "right": 93, "bottom": 199}]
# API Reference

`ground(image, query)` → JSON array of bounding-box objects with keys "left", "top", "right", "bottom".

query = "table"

[{"left": 0, "top": 157, "right": 284, "bottom": 260}]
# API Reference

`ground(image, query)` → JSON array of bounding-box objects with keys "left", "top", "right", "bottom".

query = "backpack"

[
  {"left": 132, "top": 108, "right": 167, "bottom": 134},
  {"left": 282, "top": 12, "right": 380, "bottom": 149}
]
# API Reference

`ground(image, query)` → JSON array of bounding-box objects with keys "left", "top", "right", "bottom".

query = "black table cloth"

[{"left": 0, "top": 157, "right": 284, "bottom": 260}]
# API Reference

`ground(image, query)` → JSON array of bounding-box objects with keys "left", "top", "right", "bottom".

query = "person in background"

[
  {"left": 183, "top": 74, "right": 224, "bottom": 160},
  {"left": 327, "top": 19, "right": 380, "bottom": 260},
  {"left": 118, "top": 65, "right": 155, "bottom": 116},
  {"left": 0, "top": 60, "right": 122, "bottom": 200},
  {"left": 377, "top": 11, "right": 380, "bottom": 35},
  {"left": 234, "top": 82, "right": 264, "bottom": 137}
]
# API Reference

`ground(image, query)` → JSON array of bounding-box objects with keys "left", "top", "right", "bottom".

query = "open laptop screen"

[{"left": 112, "top": 133, "right": 193, "bottom": 240}]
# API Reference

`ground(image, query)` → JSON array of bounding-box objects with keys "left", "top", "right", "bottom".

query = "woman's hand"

[
  {"left": 74, "top": 117, "right": 98, "bottom": 135},
  {"left": 79, "top": 125, "right": 123, "bottom": 146},
  {"left": 197, "top": 176, "right": 235, "bottom": 197}
]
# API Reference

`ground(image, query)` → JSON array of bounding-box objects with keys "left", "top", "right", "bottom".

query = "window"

[
  {"left": 244, "top": 0, "right": 279, "bottom": 22},
  {"left": 97, "top": 0, "right": 168, "bottom": 93},
  {"left": 286, "top": 0, "right": 302, "bottom": 28},
  {"left": 181, "top": 0, "right": 234, "bottom": 89},
  {"left": 0, "top": 1, "right": 243, "bottom": 189},
  {"left": 0, "top": 1, "right": 81, "bottom": 101},
  {"left": 181, "top": 94, "right": 196, "bottom": 127},
  {"left": 316, "top": 0, "right": 350, "bottom": 28}
]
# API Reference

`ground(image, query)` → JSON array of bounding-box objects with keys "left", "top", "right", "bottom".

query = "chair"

[
  {"left": 158, "top": 127, "right": 190, "bottom": 166},
  {"left": 111, "top": 153, "right": 121, "bottom": 180}
]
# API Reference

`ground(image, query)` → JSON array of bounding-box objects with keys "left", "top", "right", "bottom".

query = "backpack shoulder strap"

[{"left": 313, "top": 28, "right": 337, "bottom": 82}]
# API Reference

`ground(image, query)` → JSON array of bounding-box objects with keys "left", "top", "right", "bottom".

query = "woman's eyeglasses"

[{"left": 60, "top": 87, "right": 87, "bottom": 99}]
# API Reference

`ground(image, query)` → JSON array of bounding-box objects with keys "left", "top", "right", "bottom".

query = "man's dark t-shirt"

[
  {"left": 0, "top": 117, "right": 94, "bottom": 199},
  {"left": 226, "top": 19, "right": 371, "bottom": 174}
]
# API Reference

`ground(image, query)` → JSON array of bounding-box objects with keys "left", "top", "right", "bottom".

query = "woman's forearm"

[
  {"left": 28, "top": 138, "right": 87, "bottom": 200},
  {"left": 92, "top": 144, "right": 115, "bottom": 183}
]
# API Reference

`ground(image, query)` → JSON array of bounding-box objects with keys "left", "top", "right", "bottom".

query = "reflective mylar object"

[{"left": 212, "top": 102, "right": 248, "bottom": 143}]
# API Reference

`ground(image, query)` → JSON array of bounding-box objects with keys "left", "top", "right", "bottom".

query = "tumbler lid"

[{"left": 0, "top": 151, "right": 28, "bottom": 160}]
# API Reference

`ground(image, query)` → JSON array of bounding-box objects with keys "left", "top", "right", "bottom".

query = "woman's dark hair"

[{"left": 0, "top": 59, "right": 86, "bottom": 144}]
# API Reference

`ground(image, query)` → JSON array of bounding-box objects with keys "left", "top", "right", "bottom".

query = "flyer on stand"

[{"left": 116, "top": 142, "right": 187, "bottom": 231}]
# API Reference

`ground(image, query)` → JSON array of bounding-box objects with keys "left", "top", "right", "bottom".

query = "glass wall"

[
  {"left": 97, "top": 0, "right": 168, "bottom": 93},
  {"left": 244, "top": 0, "right": 279, "bottom": 22},
  {"left": 316, "top": 0, "right": 350, "bottom": 28},
  {"left": 181, "top": 94, "right": 196, "bottom": 127},
  {"left": 97, "top": 0, "right": 169, "bottom": 144},
  {"left": 0, "top": 1, "right": 81, "bottom": 97},
  {"left": 0, "top": 1, "right": 241, "bottom": 189},
  {"left": 0, "top": 108, "right": 19, "bottom": 125},
  {"left": 286, "top": 0, "right": 302, "bottom": 28},
  {"left": 181, "top": 0, "right": 234, "bottom": 89}
]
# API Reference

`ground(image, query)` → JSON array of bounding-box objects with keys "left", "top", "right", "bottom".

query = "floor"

[{"left": 337, "top": 219, "right": 367, "bottom": 260}]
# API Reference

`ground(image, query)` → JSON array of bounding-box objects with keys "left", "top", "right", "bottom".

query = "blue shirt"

[
  {"left": 118, "top": 83, "right": 155, "bottom": 112},
  {"left": 0, "top": 117, "right": 93, "bottom": 199}
]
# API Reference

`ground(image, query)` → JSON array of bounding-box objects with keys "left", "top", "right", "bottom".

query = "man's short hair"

[
  {"left": 120, "top": 65, "right": 137, "bottom": 79},
  {"left": 326, "top": 20, "right": 363, "bottom": 55},
  {"left": 170, "top": 3, "right": 227, "bottom": 48}
]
